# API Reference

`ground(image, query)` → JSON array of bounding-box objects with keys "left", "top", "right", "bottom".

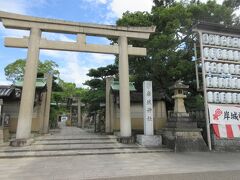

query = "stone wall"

[
  {"left": 2, "top": 100, "right": 43, "bottom": 133},
  {"left": 112, "top": 101, "right": 167, "bottom": 132},
  {"left": 212, "top": 134, "right": 240, "bottom": 151}
]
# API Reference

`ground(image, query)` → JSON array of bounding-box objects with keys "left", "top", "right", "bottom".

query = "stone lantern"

[
  {"left": 170, "top": 80, "right": 189, "bottom": 114},
  {"left": 162, "top": 80, "right": 208, "bottom": 152}
]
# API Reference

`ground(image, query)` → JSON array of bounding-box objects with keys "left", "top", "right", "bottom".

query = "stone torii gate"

[{"left": 0, "top": 11, "right": 155, "bottom": 145}]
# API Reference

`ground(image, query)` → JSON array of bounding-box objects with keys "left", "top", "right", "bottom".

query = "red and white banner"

[
  {"left": 212, "top": 124, "right": 240, "bottom": 139},
  {"left": 208, "top": 104, "right": 240, "bottom": 125},
  {"left": 208, "top": 104, "right": 240, "bottom": 139}
]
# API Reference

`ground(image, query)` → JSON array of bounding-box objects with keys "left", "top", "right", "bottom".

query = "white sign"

[
  {"left": 208, "top": 104, "right": 240, "bottom": 125},
  {"left": 143, "top": 81, "right": 154, "bottom": 135}
]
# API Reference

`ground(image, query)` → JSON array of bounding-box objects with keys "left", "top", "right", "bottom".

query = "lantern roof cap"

[{"left": 169, "top": 80, "right": 189, "bottom": 90}]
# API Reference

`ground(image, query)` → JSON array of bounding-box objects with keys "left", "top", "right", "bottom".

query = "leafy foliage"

[
  {"left": 223, "top": 0, "right": 240, "bottom": 10},
  {"left": 4, "top": 59, "right": 60, "bottom": 82},
  {"left": 4, "top": 59, "right": 26, "bottom": 82},
  {"left": 115, "top": 0, "right": 238, "bottom": 109},
  {"left": 83, "top": 64, "right": 118, "bottom": 113}
]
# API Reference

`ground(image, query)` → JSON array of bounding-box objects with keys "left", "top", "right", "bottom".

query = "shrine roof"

[
  {"left": 111, "top": 81, "right": 136, "bottom": 92},
  {"left": 14, "top": 78, "right": 47, "bottom": 88},
  {"left": 193, "top": 21, "right": 240, "bottom": 35},
  {"left": 0, "top": 86, "right": 14, "bottom": 97}
]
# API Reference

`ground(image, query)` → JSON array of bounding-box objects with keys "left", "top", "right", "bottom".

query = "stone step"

[
  {"left": 33, "top": 141, "right": 118, "bottom": 145},
  {"left": 34, "top": 137, "right": 117, "bottom": 141},
  {"left": 0, "top": 147, "right": 172, "bottom": 158},
  {"left": 0, "top": 143, "right": 142, "bottom": 152},
  {"left": 34, "top": 138, "right": 117, "bottom": 143}
]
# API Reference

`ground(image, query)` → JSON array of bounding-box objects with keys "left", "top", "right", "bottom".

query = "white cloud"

[
  {"left": 38, "top": 33, "right": 77, "bottom": 60},
  {"left": 40, "top": 34, "right": 115, "bottom": 87},
  {"left": 40, "top": 51, "right": 115, "bottom": 87},
  {"left": 57, "top": 52, "right": 90, "bottom": 87},
  {"left": 0, "top": 0, "right": 46, "bottom": 38},
  {"left": 97, "top": 0, "right": 108, "bottom": 4},
  {"left": 40, "top": 33, "right": 115, "bottom": 87},
  {"left": 90, "top": 53, "right": 115, "bottom": 64},
  {"left": 108, "top": 0, "right": 153, "bottom": 18},
  {"left": 0, "top": 79, "right": 11, "bottom": 85},
  {"left": 41, "top": 49, "right": 64, "bottom": 59},
  {"left": 0, "top": 24, "right": 29, "bottom": 38},
  {"left": 41, "top": 51, "right": 114, "bottom": 87},
  {"left": 42, "top": 32, "right": 75, "bottom": 42},
  {"left": 177, "top": 0, "right": 224, "bottom": 4},
  {"left": 0, "top": 0, "right": 28, "bottom": 14},
  {"left": 0, "top": 0, "right": 46, "bottom": 15},
  {"left": 84, "top": 0, "right": 108, "bottom": 5},
  {"left": 41, "top": 50, "right": 90, "bottom": 87},
  {"left": 56, "top": 52, "right": 114, "bottom": 87},
  {"left": 199, "top": 0, "right": 224, "bottom": 4},
  {"left": 234, "top": 9, "right": 240, "bottom": 16},
  {"left": 0, "top": 71, "right": 11, "bottom": 85}
]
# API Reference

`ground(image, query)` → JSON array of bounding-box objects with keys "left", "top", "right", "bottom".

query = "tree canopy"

[
  {"left": 4, "top": 59, "right": 60, "bottom": 82},
  {"left": 83, "top": 64, "right": 118, "bottom": 112},
  {"left": 115, "top": 0, "right": 239, "bottom": 109}
]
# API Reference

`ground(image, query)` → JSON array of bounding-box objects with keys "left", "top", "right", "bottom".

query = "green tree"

[
  {"left": 4, "top": 59, "right": 60, "bottom": 82},
  {"left": 223, "top": 0, "right": 240, "bottom": 26},
  {"left": 50, "top": 81, "right": 88, "bottom": 128},
  {"left": 51, "top": 81, "right": 80, "bottom": 107},
  {"left": 84, "top": 64, "right": 118, "bottom": 90},
  {"left": 115, "top": 0, "right": 238, "bottom": 109},
  {"left": 4, "top": 59, "right": 26, "bottom": 82},
  {"left": 223, "top": 0, "right": 240, "bottom": 10},
  {"left": 60, "top": 81, "right": 77, "bottom": 98},
  {"left": 83, "top": 64, "right": 118, "bottom": 113}
]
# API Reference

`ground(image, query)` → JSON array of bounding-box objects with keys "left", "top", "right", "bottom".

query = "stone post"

[
  {"left": 110, "top": 93, "right": 115, "bottom": 132},
  {"left": 39, "top": 90, "right": 47, "bottom": 133},
  {"left": 82, "top": 114, "right": 86, "bottom": 129},
  {"left": 15, "top": 28, "right": 41, "bottom": 143},
  {"left": 0, "top": 99, "right": 3, "bottom": 144},
  {"left": 105, "top": 77, "right": 114, "bottom": 133},
  {"left": 39, "top": 73, "right": 49, "bottom": 133},
  {"left": 0, "top": 99, "right": 2, "bottom": 125},
  {"left": 118, "top": 36, "right": 131, "bottom": 138},
  {"left": 77, "top": 98, "right": 82, "bottom": 127},
  {"left": 43, "top": 74, "right": 53, "bottom": 133}
]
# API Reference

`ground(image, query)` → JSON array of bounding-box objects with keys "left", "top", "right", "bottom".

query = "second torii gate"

[{"left": 0, "top": 11, "right": 155, "bottom": 145}]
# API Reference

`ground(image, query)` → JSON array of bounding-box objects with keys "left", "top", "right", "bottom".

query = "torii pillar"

[
  {"left": 12, "top": 28, "right": 41, "bottom": 146},
  {"left": 118, "top": 36, "right": 131, "bottom": 138}
]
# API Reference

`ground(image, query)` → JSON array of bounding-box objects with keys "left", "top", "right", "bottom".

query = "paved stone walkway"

[{"left": 0, "top": 123, "right": 240, "bottom": 179}]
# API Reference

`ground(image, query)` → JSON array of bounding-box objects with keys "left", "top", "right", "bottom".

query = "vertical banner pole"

[
  {"left": 194, "top": 42, "right": 200, "bottom": 90},
  {"left": 199, "top": 31, "right": 212, "bottom": 150}
]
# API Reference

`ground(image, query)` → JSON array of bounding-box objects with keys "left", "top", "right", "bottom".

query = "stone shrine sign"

[
  {"left": 136, "top": 81, "right": 162, "bottom": 147},
  {"left": 143, "top": 81, "right": 154, "bottom": 135}
]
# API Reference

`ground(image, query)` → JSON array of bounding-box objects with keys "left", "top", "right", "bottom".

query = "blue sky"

[
  {"left": 0, "top": 0, "right": 232, "bottom": 87},
  {"left": 0, "top": 0, "right": 153, "bottom": 87}
]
